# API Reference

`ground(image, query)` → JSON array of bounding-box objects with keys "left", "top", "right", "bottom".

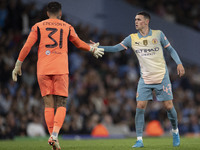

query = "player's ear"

[
  {"left": 59, "top": 11, "right": 62, "bottom": 18},
  {"left": 47, "top": 11, "right": 50, "bottom": 17},
  {"left": 147, "top": 19, "right": 150, "bottom": 24},
  {"left": 145, "top": 19, "right": 149, "bottom": 25}
]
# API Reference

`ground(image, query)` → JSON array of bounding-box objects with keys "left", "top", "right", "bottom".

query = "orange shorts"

[{"left": 37, "top": 74, "right": 69, "bottom": 97}]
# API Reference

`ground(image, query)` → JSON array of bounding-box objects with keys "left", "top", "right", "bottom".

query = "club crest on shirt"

[
  {"left": 152, "top": 38, "right": 158, "bottom": 44},
  {"left": 46, "top": 50, "right": 51, "bottom": 55},
  {"left": 143, "top": 40, "right": 148, "bottom": 46}
]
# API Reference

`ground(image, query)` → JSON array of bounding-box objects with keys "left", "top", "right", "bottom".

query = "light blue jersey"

[{"left": 100, "top": 29, "right": 182, "bottom": 101}]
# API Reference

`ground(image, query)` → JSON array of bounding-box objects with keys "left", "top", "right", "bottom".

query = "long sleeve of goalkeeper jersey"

[
  {"left": 160, "top": 31, "right": 182, "bottom": 65},
  {"left": 18, "top": 25, "right": 38, "bottom": 62},
  {"left": 69, "top": 26, "right": 90, "bottom": 51},
  {"left": 99, "top": 35, "right": 132, "bottom": 52}
]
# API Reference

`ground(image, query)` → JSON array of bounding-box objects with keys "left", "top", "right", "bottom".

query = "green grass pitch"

[{"left": 0, "top": 136, "right": 199, "bottom": 150}]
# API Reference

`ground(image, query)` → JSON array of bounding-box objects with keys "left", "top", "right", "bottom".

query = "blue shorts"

[{"left": 136, "top": 73, "right": 173, "bottom": 101}]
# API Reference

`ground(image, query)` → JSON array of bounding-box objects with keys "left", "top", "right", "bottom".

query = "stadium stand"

[{"left": 0, "top": 0, "right": 200, "bottom": 139}]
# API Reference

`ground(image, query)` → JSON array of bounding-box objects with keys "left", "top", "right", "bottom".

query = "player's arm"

[
  {"left": 69, "top": 26, "right": 104, "bottom": 58},
  {"left": 18, "top": 25, "right": 38, "bottom": 62},
  {"left": 12, "top": 25, "right": 38, "bottom": 81},
  {"left": 99, "top": 35, "right": 132, "bottom": 52},
  {"left": 160, "top": 31, "right": 185, "bottom": 77}
]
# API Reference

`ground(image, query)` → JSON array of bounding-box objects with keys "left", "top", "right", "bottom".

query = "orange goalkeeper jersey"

[{"left": 18, "top": 18, "right": 90, "bottom": 75}]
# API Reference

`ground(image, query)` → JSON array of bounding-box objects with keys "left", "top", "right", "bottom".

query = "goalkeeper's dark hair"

[
  {"left": 137, "top": 11, "right": 151, "bottom": 20},
  {"left": 47, "top": 1, "right": 61, "bottom": 14}
]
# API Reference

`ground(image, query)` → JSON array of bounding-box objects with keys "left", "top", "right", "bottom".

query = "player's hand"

[
  {"left": 90, "top": 47, "right": 104, "bottom": 58},
  {"left": 89, "top": 40, "right": 100, "bottom": 47},
  {"left": 89, "top": 40, "right": 104, "bottom": 59},
  {"left": 12, "top": 60, "right": 23, "bottom": 82},
  {"left": 177, "top": 64, "right": 185, "bottom": 77}
]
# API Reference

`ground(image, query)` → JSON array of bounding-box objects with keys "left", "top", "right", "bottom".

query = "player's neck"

[
  {"left": 139, "top": 27, "right": 150, "bottom": 37},
  {"left": 49, "top": 16, "right": 61, "bottom": 19}
]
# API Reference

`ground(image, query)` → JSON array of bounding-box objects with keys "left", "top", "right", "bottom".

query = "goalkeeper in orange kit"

[{"left": 12, "top": 1, "right": 104, "bottom": 150}]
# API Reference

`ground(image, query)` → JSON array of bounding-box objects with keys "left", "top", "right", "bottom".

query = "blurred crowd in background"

[
  {"left": 126, "top": 0, "right": 200, "bottom": 31},
  {"left": 0, "top": 0, "right": 200, "bottom": 139}
]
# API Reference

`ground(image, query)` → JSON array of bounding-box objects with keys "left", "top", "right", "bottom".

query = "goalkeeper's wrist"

[
  {"left": 15, "top": 60, "right": 23, "bottom": 67},
  {"left": 89, "top": 46, "right": 96, "bottom": 53}
]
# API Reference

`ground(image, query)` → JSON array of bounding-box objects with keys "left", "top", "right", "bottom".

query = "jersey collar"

[{"left": 137, "top": 29, "right": 152, "bottom": 38}]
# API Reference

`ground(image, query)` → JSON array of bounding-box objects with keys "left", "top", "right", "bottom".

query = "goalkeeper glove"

[
  {"left": 12, "top": 60, "right": 23, "bottom": 82},
  {"left": 89, "top": 41, "right": 104, "bottom": 58},
  {"left": 90, "top": 41, "right": 100, "bottom": 47},
  {"left": 90, "top": 46, "right": 104, "bottom": 59}
]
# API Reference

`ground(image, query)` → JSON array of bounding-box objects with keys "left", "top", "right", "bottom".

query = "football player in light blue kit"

[{"left": 93, "top": 11, "right": 185, "bottom": 148}]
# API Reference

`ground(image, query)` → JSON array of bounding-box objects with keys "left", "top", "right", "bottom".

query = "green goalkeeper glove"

[{"left": 12, "top": 60, "right": 23, "bottom": 82}]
